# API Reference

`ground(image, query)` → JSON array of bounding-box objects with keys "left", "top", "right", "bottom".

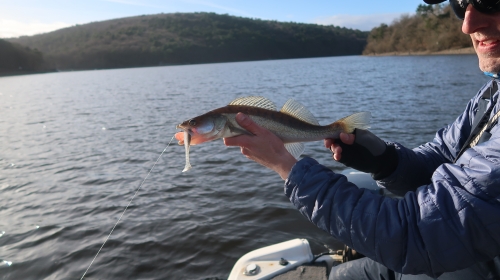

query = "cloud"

[
  {"left": 0, "top": 19, "right": 71, "bottom": 39},
  {"left": 314, "top": 13, "right": 406, "bottom": 31}
]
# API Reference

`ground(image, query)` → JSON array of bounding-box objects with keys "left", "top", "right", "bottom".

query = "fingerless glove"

[{"left": 336, "top": 129, "right": 398, "bottom": 180}]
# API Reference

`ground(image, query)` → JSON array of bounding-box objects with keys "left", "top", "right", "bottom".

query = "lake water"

[{"left": 0, "top": 55, "right": 489, "bottom": 279}]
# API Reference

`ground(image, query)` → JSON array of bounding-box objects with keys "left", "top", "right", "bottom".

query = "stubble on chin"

[
  {"left": 471, "top": 35, "right": 500, "bottom": 73},
  {"left": 478, "top": 54, "right": 500, "bottom": 73}
]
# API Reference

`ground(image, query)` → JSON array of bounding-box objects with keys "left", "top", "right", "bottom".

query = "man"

[{"left": 224, "top": 1, "right": 500, "bottom": 279}]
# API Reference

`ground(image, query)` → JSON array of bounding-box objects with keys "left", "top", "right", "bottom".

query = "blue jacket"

[{"left": 285, "top": 80, "right": 500, "bottom": 277}]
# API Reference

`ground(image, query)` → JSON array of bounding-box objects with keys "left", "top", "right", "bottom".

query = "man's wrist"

[
  {"left": 275, "top": 155, "right": 297, "bottom": 180},
  {"left": 371, "top": 144, "right": 398, "bottom": 180}
]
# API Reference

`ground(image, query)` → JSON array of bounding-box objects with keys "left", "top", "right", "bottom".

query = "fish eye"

[{"left": 188, "top": 119, "right": 196, "bottom": 126}]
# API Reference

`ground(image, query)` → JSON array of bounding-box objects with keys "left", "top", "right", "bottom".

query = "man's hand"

[
  {"left": 324, "top": 129, "right": 398, "bottom": 180},
  {"left": 325, "top": 133, "right": 355, "bottom": 161},
  {"left": 223, "top": 113, "right": 297, "bottom": 180}
]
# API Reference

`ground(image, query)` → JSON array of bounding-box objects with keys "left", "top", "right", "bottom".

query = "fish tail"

[{"left": 331, "top": 112, "right": 371, "bottom": 133}]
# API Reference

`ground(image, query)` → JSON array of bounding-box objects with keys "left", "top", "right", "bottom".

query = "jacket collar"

[{"left": 484, "top": 72, "right": 500, "bottom": 79}]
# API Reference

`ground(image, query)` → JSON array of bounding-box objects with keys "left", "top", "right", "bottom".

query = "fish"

[{"left": 176, "top": 96, "right": 370, "bottom": 172}]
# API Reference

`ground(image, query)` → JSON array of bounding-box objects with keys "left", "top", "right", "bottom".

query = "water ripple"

[{"left": 0, "top": 55, "right": 486, "bottom": 279}]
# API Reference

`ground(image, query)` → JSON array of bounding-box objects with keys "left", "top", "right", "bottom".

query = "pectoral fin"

[{"left": 227, "top": 122, "right": 254, "bottom": 136}]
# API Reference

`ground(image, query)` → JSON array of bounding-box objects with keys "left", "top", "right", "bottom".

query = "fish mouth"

[
  {"left": 175, "top": 125, "right": 192, "bottom": 145},
  {"left": 176, "top": 124, "right": 192, "bottom": 134}
]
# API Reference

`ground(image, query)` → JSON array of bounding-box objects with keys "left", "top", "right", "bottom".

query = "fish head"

[{"left": 176, "top": 113, "right": 227, "bottom": 145}]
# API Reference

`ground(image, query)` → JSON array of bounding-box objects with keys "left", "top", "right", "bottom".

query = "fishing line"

[{"left": 80, "top": 135, "right": 176, "bottom": 280}]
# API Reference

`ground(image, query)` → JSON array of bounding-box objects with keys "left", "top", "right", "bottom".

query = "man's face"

[{"left": 462, "top": 6, "right": 500, "bottom": 73}]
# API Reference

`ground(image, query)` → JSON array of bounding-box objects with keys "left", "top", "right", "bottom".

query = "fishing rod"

[{"left": 80, "top": 135, "right": 176, "bottom": 280}]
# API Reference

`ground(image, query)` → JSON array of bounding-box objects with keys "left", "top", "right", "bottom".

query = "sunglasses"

[{"left": 450, "top": 0, "right": 500, "bottom": 20}]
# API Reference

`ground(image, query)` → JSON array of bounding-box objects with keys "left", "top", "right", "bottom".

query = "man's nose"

[{"left": 462, "top": 4, "right": 490, "bottom": 34}]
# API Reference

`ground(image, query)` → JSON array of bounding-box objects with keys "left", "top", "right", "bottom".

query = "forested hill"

[
  {"left": 8, "top": 12, "right": 368, "bottom": 71},
  {"left": 363, "top": 4, "right": 472, "bottom": 55},
  {"left": 0, "top": 39, "right": 44, "bottom": 74}
]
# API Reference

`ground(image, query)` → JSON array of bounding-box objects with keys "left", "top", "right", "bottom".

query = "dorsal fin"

[
  {"left": 229, "top": 96, "right": 277, "bottom": 111},
  {"left": 280, "top": 99, "right": 319, "bottom": 125}
]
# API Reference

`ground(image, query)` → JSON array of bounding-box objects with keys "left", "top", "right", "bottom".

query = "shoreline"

[
  {"left": 364, "top": 47, "right": 475, "bottom": 57},
  {"left": 0, "top": 70, "right": 57, "bottom": 77},
  {"left": 1, "top": 48, "right": 476, "bottom": 78}
]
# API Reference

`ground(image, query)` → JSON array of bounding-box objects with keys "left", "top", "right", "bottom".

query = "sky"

[{"left": 0, "top": 0, "right": 425, "bottom": 39}]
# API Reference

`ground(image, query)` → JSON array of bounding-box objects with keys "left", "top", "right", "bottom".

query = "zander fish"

[{"left": 176, "top": 96, "right": 370, "bottom": 172}]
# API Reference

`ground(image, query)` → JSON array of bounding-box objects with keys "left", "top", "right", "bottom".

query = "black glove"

[{"left": 335, "top": 129, "right": 398, "bottom": 180}]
